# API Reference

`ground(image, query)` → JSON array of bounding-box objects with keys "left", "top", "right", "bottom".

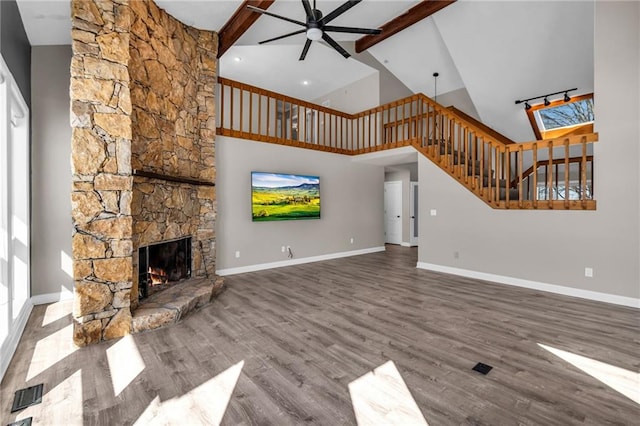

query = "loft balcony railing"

[{"left": 217, "top": 77, "right": 598, "bottom": 210}]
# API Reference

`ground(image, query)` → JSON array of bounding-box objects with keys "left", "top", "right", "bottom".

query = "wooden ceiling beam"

[
  {"left": 217, "top": 0, "right": 275, "bottom": 58},
  {"left": 355, "top": 0, "right": 456, "bottom": 54}
]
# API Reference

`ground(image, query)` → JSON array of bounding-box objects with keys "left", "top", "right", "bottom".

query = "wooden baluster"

[
  {"left": 590, "top": 157, "right": 594, "bottom": 198},
  {"left": 457, "top": 122, "right": 462, "bottom": 178},
  {"left": 401, "top": 101, "right": 406, "bottom": 143},
  {"left": 394, "top": 104, "right": 399, "bottom": 144},
  {"left": 518, "top": 145, "right": 523, "bottom": 207},
  {"left": 532, "top": 142, "right": 538, "bottom": 209},
  {"left": 547, "top": 141, "right": 553, "bottom": 208},
  {"left": 374, "top": 110, "right": 378, "bottom": 149},
  {"left": 495, "top": 146, "right": 501, "bottom": 204},
  {"left": 505, "top": 146, "right": 510, "bottom": 206},
  {"left": 581, "top": 136, "right": 588, "bottom": 208},
  {"left": 487, "top": 141, "right": 497, "bottom": 202},
  {"left": 478, "top": 137, "right": 484, "bottom": 197},
  {"left": 249, "top": 90, "right": 253, "bottom": 135},
  {"left": 240, "top": 88, "right": 244, "bottom": 134},
  {"left": 257, "top": 93, "right": 262, "bottom": 137},
  {"left": 220, "top": 82, "right": 225, "bottom": 131},
  {"left": 471, "top": 133, "right": 477, "bottom": 190},
  {"left": 230, "top": 85, "right": 234, "bottom": 132},
  {"left": 463, "top": 127, "right": 469, "bottom": 184}
]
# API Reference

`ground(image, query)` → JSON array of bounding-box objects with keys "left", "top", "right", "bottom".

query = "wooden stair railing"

[{"left": 216, "top": 78, "right": 598, "bottom": 210}]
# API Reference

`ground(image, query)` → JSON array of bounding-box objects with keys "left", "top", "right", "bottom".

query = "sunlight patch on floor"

[
  {"left": 27, "top": 323, "right": 77, "bottom": 381},
  {"left": 349, "top": 360, "right": 429, "bottom": 426},
  {"left": 538, "top": 343, "right": 640, "bottom": 405},
  {"left": 41, "top": 299, "right": 72, "bottom": 327},
  {"left": 106, "top": 334, "right": 146, "bottom": 397},
  {"left": 18, "top": 369, "right": 83, "bottom": 425},
  {"left": 134, "top": 360, "right": 244, "bottom": 425}
]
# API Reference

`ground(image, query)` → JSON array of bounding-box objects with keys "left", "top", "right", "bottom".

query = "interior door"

[
  {"left": 384, "top": 181, "right": 402, "bottom": 244},
  {"left": 410, "top": 182, "right": 418, "bottom": 246}
]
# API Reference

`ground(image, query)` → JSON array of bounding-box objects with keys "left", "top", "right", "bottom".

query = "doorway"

[
  {"left": 410, "top": 182, "right": 418, "bottom": 246},
  {"left": 384, "top": 181, "right": 402, "bottom": 244}
]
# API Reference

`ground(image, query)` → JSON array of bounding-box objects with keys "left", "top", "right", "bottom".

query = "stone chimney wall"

[
  {"left": 128, "top": 0, "right": 217, "bottom": 303},
  {"left": 69, "top": 0, "right": 217, "bottom": 346}
]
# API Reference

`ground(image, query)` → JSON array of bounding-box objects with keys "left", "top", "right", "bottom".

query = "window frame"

[{"left": 526, "top": 93, "right": 594, "bottom": 140}]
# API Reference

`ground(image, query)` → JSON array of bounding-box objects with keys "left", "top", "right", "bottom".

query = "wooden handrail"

[
  {"left": 216, "top": 77, "right": 599, "bottom": 210},
  {"left": 512, "top": 155, "right": 594, "bottom": 188}
]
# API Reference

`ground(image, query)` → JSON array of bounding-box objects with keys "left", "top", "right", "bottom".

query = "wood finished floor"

[{"left": 2, "top": 245, "right": 639, "bottom": 425}]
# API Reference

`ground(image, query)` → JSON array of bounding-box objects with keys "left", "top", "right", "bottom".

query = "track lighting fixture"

[{"left": 515, "top": 88, "right": 577, "bottom": 109}]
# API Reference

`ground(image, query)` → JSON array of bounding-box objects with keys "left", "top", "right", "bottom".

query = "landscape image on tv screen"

[{"left": 251, "top": 172, "right": 320, "bottom": 221}]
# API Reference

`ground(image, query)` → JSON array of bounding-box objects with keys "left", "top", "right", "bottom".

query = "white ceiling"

[
  {"left": 15, "top": 0, "right": 596, "bottom": 142},
  {"left": 220, "top": 44, "right": 377, "bottom": 100}
]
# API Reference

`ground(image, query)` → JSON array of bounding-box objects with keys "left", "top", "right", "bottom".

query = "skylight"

[{"left": 527, "top": 94, "right": 594, "bottom": 140}]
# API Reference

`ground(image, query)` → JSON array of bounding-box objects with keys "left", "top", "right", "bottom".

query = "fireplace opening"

[{"left": 138, "top": 237, "right": 192, "bottom": 299}]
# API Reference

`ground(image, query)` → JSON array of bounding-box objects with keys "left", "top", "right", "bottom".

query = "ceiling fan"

[{"left": 248, "top": 0, "right": 382, "bottom": 60}]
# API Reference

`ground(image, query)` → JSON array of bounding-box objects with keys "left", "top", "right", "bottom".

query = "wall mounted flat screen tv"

[{"left": 251, "top": 172, "right": 320, "bottom": 222}]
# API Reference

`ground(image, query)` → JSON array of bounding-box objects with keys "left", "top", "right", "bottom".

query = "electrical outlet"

[
  {"left": 281, "top": 246, "right": 286, "bottom": 253},
  {"left": 430, "top": 209, "right": 437, "bottom": 216},
  {"left": 585, "top": 267, "right": 593, "bottom": 278},
  {"left": 350, "top": 238, "right": 354, "bottom": 244},
  {"left": 235, "top": 251, "right": 240, "bottom": 258}
]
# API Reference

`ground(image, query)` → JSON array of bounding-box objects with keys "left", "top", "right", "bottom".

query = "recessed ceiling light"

[
  {"left": 302, "top": 80, "right": 309, "bottom": 85},
  {"left": 233, "top": 57, "right": 242, "bottom": 62}
]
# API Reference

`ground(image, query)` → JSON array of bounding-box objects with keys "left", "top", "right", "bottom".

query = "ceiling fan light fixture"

[{"left": 306, "top": 27, "right": 323, "bottom": 41}]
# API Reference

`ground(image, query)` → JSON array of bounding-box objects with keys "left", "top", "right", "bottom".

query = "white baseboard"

[
  {"left": 417, "top": 262, "right": 640, "bottom": 309},
  {"left": 401, "top": 242, "right": 411, "bottom": 247},
  {"left": 1, "top": 300, "right": 33, "bottom": 382},
  {"left": 217, "top": 246, "right": 386, "bottom": 276},
  {"left": 31, "top": 289, "right": 74, "bottom": 305}
]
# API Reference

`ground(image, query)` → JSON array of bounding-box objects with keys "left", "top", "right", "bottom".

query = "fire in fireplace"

[{"left": 138, "top": 237, "right": 192, "bottom": 299}]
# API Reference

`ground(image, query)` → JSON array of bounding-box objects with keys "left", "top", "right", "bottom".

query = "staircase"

[{"left": 217, "top": 77, "right": 598, "bottom": 210}]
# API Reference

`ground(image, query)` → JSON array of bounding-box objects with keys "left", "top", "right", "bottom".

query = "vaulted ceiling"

[{"left": 16, "top": 0, "right": 595, "bottom": 142}]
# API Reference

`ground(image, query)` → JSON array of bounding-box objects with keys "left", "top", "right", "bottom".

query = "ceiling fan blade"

[
  {"left": 299, "top": 39, "right": 312, "bottom": 61},
  {"left": 323, "top": 25, "right": 382, "bottom": 35},
  {"left": 320, "top": 0, "right": 362, "bottom": 25},
  {"left": 247, "top": 5, "right": 306, "bottom": 27},
  {"left": 301, "top": 0, "right": 314, "bottom": 20},
  {"left": 259, "top": 29, "right": 307, "bottom": 45},
  {"left": 322, "top": 33, "right": 350, "bottom": 58}
]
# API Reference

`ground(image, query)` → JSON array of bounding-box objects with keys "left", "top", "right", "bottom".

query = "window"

[
  {"left": 526, "top": 93, "right": 594, "bottom": 140},
  {"left": 0, "top": 54, "right": 31, "bottom": 379}
]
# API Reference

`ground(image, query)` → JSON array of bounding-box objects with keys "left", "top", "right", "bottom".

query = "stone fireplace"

[{"left": 69, "top": 0, "right": 219, "bottom": 346}]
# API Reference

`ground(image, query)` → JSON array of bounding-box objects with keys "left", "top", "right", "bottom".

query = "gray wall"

[
  {"left": 30, "top": 46, "right": 73, "bottom": 298},
  {"left": 216, "top": 136, "right": 384, "bottom": 272},
  {"left": 417, "top": 1, "right": 639, "bottom": 301},
  {"left": 0, "top": 0, "right": 31, "bottom": 106}
]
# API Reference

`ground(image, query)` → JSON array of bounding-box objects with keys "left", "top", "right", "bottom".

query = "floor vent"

[
  {"left": 472, "top": 362, "right": 493, "bottom": 375},
  {"left": 11, "top": 384, "right": 43, "bottom": 412},
  {"left": 7, "top": 418, "right": 33, "bottom": 426}
]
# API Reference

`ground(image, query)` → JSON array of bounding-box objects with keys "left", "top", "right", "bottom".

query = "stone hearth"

[
  {"left": 133, "top": 276, "right": 224, "bottom": 333},
  {"left": 69, "top": 0, "right": 219, "bottom": 346}
]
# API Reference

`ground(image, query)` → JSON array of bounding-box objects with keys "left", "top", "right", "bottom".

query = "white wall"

[
  {"left": 417, "top": 1, "right": 639, "bottom": 305},
  {"left": 216, "top": 136, "right": 384, "bottom": 273},
  {"left": 31, "top": 45, "right": 73, "bottom": 299},
  {"left": 313, "top": 72, "right": 379, "bottom": 114},
  {"left": 435, "top": 87, "right": 480, "bottom": 121}
]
